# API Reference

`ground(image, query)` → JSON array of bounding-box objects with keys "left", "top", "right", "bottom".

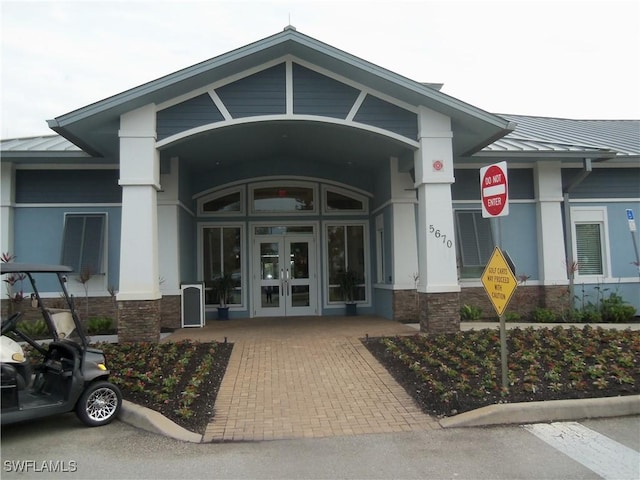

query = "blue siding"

[
  {"left": 563, "top": 168, "right": 640, "bottom": 198},
  {"left": 384, "top": 206, "right": 394, "bottom": 284},
  {"left": 292, "top": 63, "right": 360, "bottom": 119},
  {"left": 13, "top": 207, "right": 121, "bottom": 291},
  {"left": 353, "top": 95, "right": 417, "bottom": 141},
  {"left": 157, "top": 94, "right": 224, "bottom": 140},
  {"left": 216, "top": 64, "right": 286, "bottom": 118},
  {"left": 452, "top": 168, "right": 534, "bottom": 200},
  {"left": 373, "top": 287, "right": 394, "bottom": 319},
  {"left": 15, "top": 170, "right": 121, "bottom": 204},
  {"left": 607, "top": 201, "right": 640, "bottom": 278},
  {"left": 497, "top": 203, "right": 539, "bottom": 280},
  {"left": 574, "top": 283, "right": 639, "bottom": 315}
]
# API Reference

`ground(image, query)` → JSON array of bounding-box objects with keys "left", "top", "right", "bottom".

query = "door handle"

[
  {"left": 280, "top": 268, "right": 284, "bottom": 296},
  {"left": 286, "top": 269, "right": 290, "bottom": 296}
]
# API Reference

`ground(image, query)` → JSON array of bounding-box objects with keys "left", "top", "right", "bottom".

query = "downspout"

[{"left": 563, "top": 158, "right": 592, "bottom": 309}]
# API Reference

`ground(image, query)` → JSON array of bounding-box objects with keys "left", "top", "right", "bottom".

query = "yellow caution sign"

[{"left": 481, "top": 247, "right": 518, "bottom": 316}]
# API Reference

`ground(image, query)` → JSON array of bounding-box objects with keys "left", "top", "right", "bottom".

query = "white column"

[
  {"left": 415, "top": 106, "right": 459, "bottom": 293},
  {"left": 157, "top": 156, "right": 181, "bottom": 294},
  {"left": 117, "top": 104, "right": 161, "bottom": 301},
  {"left": 389, "top": 157, "right": 418, "bottom": 288},
  {"left": 1, "top": 162, "right": 15, "bottom": 256},
  {"left": 535, "top": 161, "right": 568, "bottom": 284}
]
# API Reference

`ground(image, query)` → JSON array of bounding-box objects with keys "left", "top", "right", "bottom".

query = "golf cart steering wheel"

[{"left": 1, "top": 311, "right": 23, "bottom": 335}]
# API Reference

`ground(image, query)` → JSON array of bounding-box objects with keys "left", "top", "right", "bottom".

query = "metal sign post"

[{"left": 481, "top": 248, "right": 518, "bottom": 390}]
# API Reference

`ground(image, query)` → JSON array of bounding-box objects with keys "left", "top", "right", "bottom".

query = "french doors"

[{"left": 254, "top": 234, "right": 317, "bottom": 316}]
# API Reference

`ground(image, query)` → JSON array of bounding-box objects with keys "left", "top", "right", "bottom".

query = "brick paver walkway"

[{"left": 166, "top": 316, "right": 440, "bottom": 441}]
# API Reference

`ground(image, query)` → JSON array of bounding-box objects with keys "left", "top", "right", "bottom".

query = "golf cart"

[{"left": 1, "top": 263, "right": 121, "bottom": 427}]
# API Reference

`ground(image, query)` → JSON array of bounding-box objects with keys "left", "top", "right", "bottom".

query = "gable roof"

[{"left": 46, "top": 27, "right": 513, "bottom": 158}]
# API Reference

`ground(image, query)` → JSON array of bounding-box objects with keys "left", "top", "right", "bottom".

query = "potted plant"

[
  {"left": 213, "top": 272, "right": 235, "bottom": 320},
  {"left": 337, "top": 269, "right": 359, "bottom": 316}
]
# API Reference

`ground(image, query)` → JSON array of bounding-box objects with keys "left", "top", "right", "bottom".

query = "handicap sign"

[{"left": 627, "top": 209, "right": 637, "bottom": 232}]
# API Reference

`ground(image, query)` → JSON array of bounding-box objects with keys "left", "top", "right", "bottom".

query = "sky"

[{"left": 1, "top": 0, "right": 639, "bottom": 139}]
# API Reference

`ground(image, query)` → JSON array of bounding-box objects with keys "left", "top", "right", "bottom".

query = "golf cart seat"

[{"left": 1, "top": 362, "right": 31, "bottom": 390}]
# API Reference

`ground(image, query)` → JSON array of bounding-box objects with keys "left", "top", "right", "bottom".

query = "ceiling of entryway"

[{"left": 159, "top": 120, "right": 415, "bottom": 173}]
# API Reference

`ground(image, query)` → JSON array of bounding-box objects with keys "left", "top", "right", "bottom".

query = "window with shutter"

[
  {"left": 61, "top": 214, "right": 106, "bottom": 273},
  {"left": 575, "top": 223, "right": 603, "bottom": 275},
  {"left": 455, "top": 210, "right": 494, "bottom": 278}
]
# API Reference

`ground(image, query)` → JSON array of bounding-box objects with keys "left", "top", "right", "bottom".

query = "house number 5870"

[{"left": 429, "top": 225, "right": 453, "bottom": 248}]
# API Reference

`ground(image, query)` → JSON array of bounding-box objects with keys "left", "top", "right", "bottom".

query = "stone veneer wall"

[
  {"left": 161, "top": 295, "right": 181, "bottom": 329},
  {"left": 392, "top": 290, "right": 420, "bottom": 323},
  {"left": 419, "top": 291, "right": 460, "bottom": 333},
  {"left": 460, "top": 284, "right": 569, "bottom": 318},
  {"left": 117, "top": 299, "right": 161, "bottom": 343}
]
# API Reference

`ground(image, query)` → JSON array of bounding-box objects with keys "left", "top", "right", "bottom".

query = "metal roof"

[
  {"left": 1, "top": 135, "right": 81, "bottom": 152},
  {"left": 484, "top": 115, "right": 640, "bottom": 156}
]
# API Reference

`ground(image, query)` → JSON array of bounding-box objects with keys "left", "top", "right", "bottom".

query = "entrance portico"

[{"left": 45, "top": 27, "right": 513, "bottom": 341}]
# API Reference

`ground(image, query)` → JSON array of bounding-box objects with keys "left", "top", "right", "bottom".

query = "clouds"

[{"left": 1, "top": 0, "right": 639, "bottom": 139}]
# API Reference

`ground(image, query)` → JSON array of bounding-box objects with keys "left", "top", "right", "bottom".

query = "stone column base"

[
  {"left": 419, "top": 291, "right": 460, "bottom": 334},
  {"left": 117, "top": 299, "right": 161, "bottom": 343}
]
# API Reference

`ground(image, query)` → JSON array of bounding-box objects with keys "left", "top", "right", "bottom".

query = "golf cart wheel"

[{"left": 76, "top": 381, "right": 122, "bottom": 427}]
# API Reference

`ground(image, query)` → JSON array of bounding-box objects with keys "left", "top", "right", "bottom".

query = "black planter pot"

[
  {"left": 217, "top": 307, "right": 230, "bottom": 320},
  {"left": 345, "top": 303, "right": 357, "bottom": 316}
]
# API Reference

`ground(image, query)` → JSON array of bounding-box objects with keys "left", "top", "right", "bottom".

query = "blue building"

[{"left": 2, "top": 28, "right": 638, "bottom": 341}]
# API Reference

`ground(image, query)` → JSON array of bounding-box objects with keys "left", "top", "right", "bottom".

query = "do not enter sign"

[{"left": 480, "top": 161, "right": 509, "bottom": 218}]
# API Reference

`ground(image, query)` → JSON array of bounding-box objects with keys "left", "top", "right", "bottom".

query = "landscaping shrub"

[
  {"left": 530, "top": 307, "right": 557, "bottom": 323},
  {"left": 86, "top": 316, "right": 115, "bottom": 335},
  {"left": 600, "top": 293, "right": 636, "bottom": 323},
  {"left": 460, "top": 304, "right": 483, "bottom": 321}
]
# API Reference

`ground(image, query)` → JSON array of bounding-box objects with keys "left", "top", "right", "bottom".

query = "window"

[
  {"left": 575, "top": 224, "right": 603, "bottom": 275},
  {"left": 61, "top": 214, "right": 106, "bottom": 273},
  {"left": 198, "top": 187, "right": 244, "bottom": 216},
  {"left": 202, "top": 226, "right": 243, "bottom": 306},
  {"left": 251, "top": 183, "right": 315, "bottom": 214},
  {"left": 455, "top": 210, "right": 494, "bottom": 278},
  {"left": 326, "top": 224, "right": 366, "bottom": 302},
  {"left": 322, "top": 186, "right": 367, "bottom": 214},
  {"left": 572, "top": 207, "right": 609, "bottom": 278}
]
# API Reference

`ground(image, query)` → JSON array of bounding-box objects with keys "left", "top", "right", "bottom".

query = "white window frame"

[
  {"left": 321, "top": 185, "right": 368, "bottom": 215},
  {"left": 198, "top": 222, "right": 246, "bottom": 310},
  {"left": 571, "top": 206, "right": 611, "bottom": 280},
  {"left": 249, "top": 180, "right": 318, "bottom": 216},
  {"left": 323, "top": 220, "right": 371, "bottom": 308},
  {"left": 197, "top": 185, "right": 246, "bottom": 216}
]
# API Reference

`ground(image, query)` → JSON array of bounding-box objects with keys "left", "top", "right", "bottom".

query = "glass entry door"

[{"left": 254, "top": 235, "right": 316, "bottom": 316}]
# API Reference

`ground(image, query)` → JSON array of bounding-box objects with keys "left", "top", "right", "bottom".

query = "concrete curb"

[
  {"left": 439, "top": 395, "right": 640, "bottom": 428},
  {"left": 118, "top": 400, "right": 203, "bottom": 443}
]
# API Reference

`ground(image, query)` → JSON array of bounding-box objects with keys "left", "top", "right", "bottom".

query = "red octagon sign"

[{"left": 481, "top": 162, "right": 509, "bottom": 218}]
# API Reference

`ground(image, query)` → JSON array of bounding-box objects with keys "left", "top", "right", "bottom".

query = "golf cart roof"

[{"left": 0, "top": 263, "right": 74, "bottom": 274}]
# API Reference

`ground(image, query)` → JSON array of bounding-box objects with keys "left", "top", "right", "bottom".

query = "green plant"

[
  {"left": 336, "top": 269, "right": 358, "bottom": 303},
  {"left": 530, "top": 308, "right": 557, "bottom": 323},
  {"left": 600, "top": 293, "right": 636, "bottom": 323},
  {"left": 459, "top": 304, "right": 482, "bottom": 321},
  {"left": 504, "top": 312, "right": 521, "bottom": 323},
  {"left": 213, "top": 273, "right": 235, "bottom": 307},
  {"left": 19, "top": 319, "right": 49, "bottom": 338},
  {"left": 86, "top": 316, "right": 114, "bottom": 335}
]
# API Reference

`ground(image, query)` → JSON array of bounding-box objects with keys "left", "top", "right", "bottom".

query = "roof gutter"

[{"left": 563, "top": 157, "right": 593, "bottom": 309}]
